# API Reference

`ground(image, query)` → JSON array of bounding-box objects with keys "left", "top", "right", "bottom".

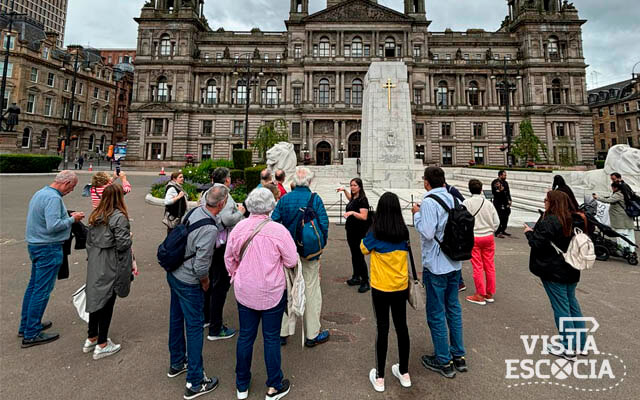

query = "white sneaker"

[
  {"left": 237, "top": 389, "right": 249, "bottom": 399},
  {"left": 83, "top": 338, "right": 97, "bottom": 353},
  {"left": 369, "top": 369, "right": 384, "bottom": 392},
  {"left": 93, "top": 338, "right": 121, "bottom": 360},
  {"left": 391, "top": 364, "right": 411, "bottom": 388},
  {"left": 546, "top": 344, "right": 577, "bottom": 362}
]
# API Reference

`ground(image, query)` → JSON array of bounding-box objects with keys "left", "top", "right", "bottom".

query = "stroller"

[{"left": 580, "top": 200, "right": 638, "bottom": 265}]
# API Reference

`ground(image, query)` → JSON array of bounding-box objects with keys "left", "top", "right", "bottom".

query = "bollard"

[{"left": 339, "top": 192, "right": 343, "bottom": 225}]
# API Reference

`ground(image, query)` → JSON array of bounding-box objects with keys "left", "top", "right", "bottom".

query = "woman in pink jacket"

[{"left": 225, "top": 188, "right": 298, "bottom": 400}]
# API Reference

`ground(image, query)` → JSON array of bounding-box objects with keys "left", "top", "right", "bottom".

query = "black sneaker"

[
  {"left": 280, "top": 336, "right": 288, "bottom": 346},
  {"left": 21, "top": 331, "right": 59, "bottom": 348},
  {"left": 421, "top": 355, "right": 456, "bottom": 379},
  {"left": 346, "top": 277, "right": 361, "bottom": 286},
  {"left": 168, "top": 362, "right": 188, "bottom": 378},
  {"left": 266, "top": 379, "right": 291, "bottom": 400},
  {"left": 452, "top": 356, "right": 468, "bottom": 372},
  {"left": 18, "top": 320, "right": 52, "bottom": 338},
  {"left": 183, "top": 376, "right": 219, "bottom": 400},
  {"left": 358, "top": 282, "right": 371, "bottom": 293}
]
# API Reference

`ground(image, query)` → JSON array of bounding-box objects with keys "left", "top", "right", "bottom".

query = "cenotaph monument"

[{"left": 360, "top": 62, "right": 423, "bottom": 189}]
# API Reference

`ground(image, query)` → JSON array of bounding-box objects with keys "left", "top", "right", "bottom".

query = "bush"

[
  {"left": 0, "top": 154, "right": 62, "bottom": 173},
  {"left": 150, "top": 177, "right": 199, "bottom": 202},
  {"left": 230, "top": 169, "right": 245, "bottom": 184},
  {"left": 244, "top": 164, "right": 266, "bottom": 191},
  {"left": 230, "top": 184, "right": 248, "bottom": 204},
  {"left": 595, "top": 160, "right": 605, "bottom": 169},
  {"left": 233, "top": 149, "right": 253, "bottom": 170},
  {"left": 182, "top": 159, "right": 234, "bottom": 184}
]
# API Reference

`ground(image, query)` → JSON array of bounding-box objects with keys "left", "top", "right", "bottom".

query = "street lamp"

[
  {"left": 232, "top": 53, "right": 263, "bottom": 149},
  {"left": 493, "top": 58, "right": 518, "bottom": 167},
  {"left": 0, "top": 0, "right": 26, "bottom": 131},
  {"left": 632, "top": 61, "right": 640, "bottom": 83},
  {"left": 338, "top": 141, "right": 345, "bottom": 164}
]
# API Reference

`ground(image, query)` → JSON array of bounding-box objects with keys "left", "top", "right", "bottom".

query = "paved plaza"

[{"left": 1, "top": 173, "right": 639, "bottom": 400}]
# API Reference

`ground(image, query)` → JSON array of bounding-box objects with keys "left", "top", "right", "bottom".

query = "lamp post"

[
  {"left": 233, "top": 53, "right": 263, "bottom": 149},
  {"left": 493, "top": 58, "right": 518, "bottom": 167},
  {"left": 632, "top": 61, "right": 640, "bottom": 82},
  {"left": 0, "top": 0, "right": 25, "bottom": 130},
  {"left": 338, "top": 141, "right": 345, "bottom": 164}
]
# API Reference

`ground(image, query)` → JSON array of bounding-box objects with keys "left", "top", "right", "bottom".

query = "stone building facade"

[
  {"left": 588, "top": 78, "right": 640, "bottom": 159},
  {"left": 99, "top": 50, "right": 137, "bottom": 144},
  {"left": 0, "top": 17, "right": 116, "bottom": 159},
  {"left": 0, "top": 0, "right": 68, "bottom": 49},
  {"left": 127, "top": 0, "right": 594, "bottom": 166}
]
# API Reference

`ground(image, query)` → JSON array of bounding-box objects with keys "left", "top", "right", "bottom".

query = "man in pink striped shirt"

[{"left": 225, "top": 188, "right": 298, "bottom": 400}]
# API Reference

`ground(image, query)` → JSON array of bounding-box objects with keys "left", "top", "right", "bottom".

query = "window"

[
  {"left": 473, "top": 123, "right": 483, "bottom": 138},
  {"left": 75, "top": 105, "right": 82, "bottom": 121},
  {"left": 319, "top": 78, "right": 330, "bottom": 105},
  {"left": 624, "top": 103, "right": 630, "bottom": 112},
  {"left": 201, "top": 144, "right": 212, "bottom": 160},
  {"left": 474, "top": 147, "right": 485, "bottom": 165},
  {"left": 609, "top": 106, "right": 614, "bottom": 115},
  {"left": 150, "top": 143, "right": 162, "bottom": 160},
  {"left": 331, "top": 45, "right": 336, "bottom": 57},
  {"left": 364, "top": 45, "right": 370, "bottom": 57},
  {"left": 319, "top": 37, "right": 330, "bottom": 57},
  {"left": 3, "top": 34, "right": 14, "bottom": 49},
  {"left": 344, "top": 45, "right": 350, "bottom": 57},
  {"left": 551, "top": 79, "right": 562, "bottom": 105},
  {"left": 47, "top": 73, "right": 55, "bottom": 87},
  {"left": 216, "top": 52, "right": 223, "bottom": 61},
  {"left": 600, "top": 139, "right": 606, "bottom": 150},
  {"left": 293, "top": 87, "right": 301, "bottom": 105},
  {"left": 263, "top": 54, "right": 269, "bottom": 63},
  {"left": 415, "top": 145, "right": 425, "bottom": 161},
  {"left": 157, "top": 77, "right": 169, "bottom": 102},
  {"left": 27, "top": 94, "right": 36, "bottom": 113},
  {"left": 294, "top": 45, "right": 302, "bottom": 59},
  {"left": 44, "top": 98, "right": 53, "bottom": 116},
  {"left": 384, "top": 37, "right": 395, "bottom": 57},
  {"left": 77, "top": 82, "right": 83, "bottom": 95},
  {"left": 415, "top": 123, "right": 424, "bottom": 138},
  {"left": 233, "top": 121, "right": 244, "bottom": 135},
  {"left": 292, "top": 122, "right": 301, "bottom": 138},
  {"left": 351, "top": 37, "right": 362, "bottom": 57},
  {"left": 548, "top": 36, "right": 558, "bottom": 59},
  {"left": 610, "top": 121, "right": 616, "bottom": 133},
  {"left": 637, "top": 117, "right": 640, "bottom": 131},
  {"left": 599, "top": 123, "right": 605, "bottom": 133},
  {"left": 442, "top": 122, "right": 452, "bottom": 137},
  {"left": 205, "top": 79, "right": 217, "bottom": 104},
  {"left": 413, "top": 45, "right": 421, "bottom": 58},
  {"left": 612, "top": 138, "right": 617, "bottom": 146},
  {"left": 352, "top": 79, "right": 363, "bottom": 105},
  {"left": 413, "top": 88, "right": 422, "bottom": 105},
  {"left": 266, "top": 80, "right": 278, "bottom": 105},
  {"left": 0, "top": 62, "right": 13, "bottom": 78},
  {"left": 104, "top": 91, "right": 109, "bottom": 101},
  {"left": 202, "top": 120, "right": 213, "bottom": 136},
  {"left": 627, "top": 137, "right": 633, "bottom": 147},
  {"left": 160, "top": 34, "right": 171, "bottom": 56},
  {"left": 21, "top": 128, "right": 31, "bottom": 148},
  {"left": 42, "top": 47, "right": 49, "bottom": 60},
  {"left": 442, "top": 146, "right": 453, "bottom": 165},
  {"left": 236, "top": 80, "right": 247, "bottom": 104},
  {"left": 91, "top": 107, "right": 98, "bottom": 123},
  {"left": 555, "top": 123, "right": 565, "bottom": 137},
  {"left": 152, "top": 118, "right": 165, "bottom": 134},
  {"left": 39, "top": 130, "right": 48, "bottom": 148},
  {"left": 102, "top": 110, "right": 108, "bottom": 125},
  {"left": 637, "top": 101, "right": 640, "bottom": 111},
  {"left": 61, "top": 99, "right": 69, "bottom": 119},
  {"left": 598, "top": 108, "right": 604, "bottom": 117},
  {"left": 30, "top": 68, "right": 38, "bottom": 82},
  {"left": 437, "top": 81, "right": 448, "bottom": 107},
  {"left": 625, "top": 119, "right": 632, "bottom": 132},
  {"left": 468, "top": 81, "right": 479, "bottom": 106},
  {"left": 344, "top": 88, "right": 351, "bottom": 105},
  {"left": 100, "top": 135, "right": 107, "bottom": 152},
  {"left": 94, "top": 87, "right": 99, "bottom": 98},
  {"left": 64, "top": 79, "right": 70, "bottom": 91},
  {"left": 2, "top": 89, "right": 9, "bottom": 110}
]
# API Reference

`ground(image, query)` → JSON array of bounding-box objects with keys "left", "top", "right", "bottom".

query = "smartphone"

[
  {"left": 525, "top": 222, "right": 536, "bottom": 229},
  {"left": 116, "top": 165, "right": 121, "bottom": 176}
]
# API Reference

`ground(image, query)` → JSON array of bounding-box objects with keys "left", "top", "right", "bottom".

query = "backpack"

[
  {"left": 427, "top": 194, "right": 475, "bottom": 261},
  {"left": 157, "top": 208, "right": 217, "bottom": 272},
  {"left": 294, "top": 193, "right": 326, "bottom": 261},
  {"left": 550, "top": 228, "right": 596, "bottom": 271}
]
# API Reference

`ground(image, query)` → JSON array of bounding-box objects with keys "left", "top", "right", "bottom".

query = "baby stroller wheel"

[
  {"left": 594, "top": 245, "right": 609, "bottom": 261},
  {"left": 628, "top": 253, "right": 638, "bottom": 266}
]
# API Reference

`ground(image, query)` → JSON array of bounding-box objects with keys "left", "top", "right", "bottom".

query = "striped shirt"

[
  {"left": 91, "top": 180, "right": 132, "bottom": 208},
  {"left": 361, "top": 232, "right": 409, "bottom": 292}
]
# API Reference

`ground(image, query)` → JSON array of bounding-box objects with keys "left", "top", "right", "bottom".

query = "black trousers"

[
  {"left": 204, "top": 244, "right": 230, "bottom": 335},
  {"left": 88, "top": 293, "right": 117, "bottom": 345},
  {"left": 346, "top": 228, "right": 368, "bottom": 281},
  {"left": 495, "top": 206, "right": 511, "bottom": 235},
  {"left": 371, "top": 288, "right": 410, "bottom": 378}
]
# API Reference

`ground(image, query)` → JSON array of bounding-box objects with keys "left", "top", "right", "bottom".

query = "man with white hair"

[
  {"left": 272, "top": 167, "right": 330, "bottom": 347},
  {"left": 20, "top": 170, "right": 84, "bottom": 348}
]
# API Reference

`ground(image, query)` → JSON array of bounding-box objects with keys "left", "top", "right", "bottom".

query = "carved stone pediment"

[
  {"left": 304, "top": 0, "right": 413, "bottom": 23},
  {"left": 136, "top": 102, "right": 176, "bottom": 112},
  {"left": 543, "top": 104, "right": 582, "bottom": 115}
]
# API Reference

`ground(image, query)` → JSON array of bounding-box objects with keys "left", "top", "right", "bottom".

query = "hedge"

[
  {"left": 244, "top": 164, "right": 266, "bottom": 192},
  {"left": 230, "top": 169, "right": 245, "bottom": 184},
  {"left": 150, "top": 177, "right": 199, "bottom": 201},
  {"left": 233, "top": 149, "right": 253, "bottom": 170},
  {"left": 0, "top": 154, "right": 62, "bottom": 173},
  {"left": 182, "top": 159, "right": 235, "bottom": 184},
  {"left": 595, "top": 160, "right": 605, "bottom": 169}
]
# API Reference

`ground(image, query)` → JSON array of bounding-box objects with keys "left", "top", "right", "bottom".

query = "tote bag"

[
  {"left": 407, "top": 243, "right": 425, "bottom": 310},
  {"left": 72, "top": 285, "right": 89, "bottom": 323}
]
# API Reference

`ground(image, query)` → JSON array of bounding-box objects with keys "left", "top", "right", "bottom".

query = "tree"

[
  {"left": 252, "top": 119, "right": 289, "bottom": 161},
  {"left": 511, "top": 119, "right": 548, "bottom": 165}
]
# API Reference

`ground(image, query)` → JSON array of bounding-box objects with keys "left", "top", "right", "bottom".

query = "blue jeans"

[
  {"left": 236, "top": 292, "right": 287, "bottom": 392},
  {"left": 167, "top": 272, "right": 205, "bottom": 387},
  {"left": 20, "top": 244, "right": 63, "bottom": 339},
  {"left": 423, "top": 269, "right": 465, "bottom": 365},
  {"left": 542, "top": 280, "right": 586, "bottom": 352}
]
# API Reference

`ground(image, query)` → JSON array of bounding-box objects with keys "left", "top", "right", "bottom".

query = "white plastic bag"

[{"left": 72, "top": 285, "right": 89, "bottom": 323}]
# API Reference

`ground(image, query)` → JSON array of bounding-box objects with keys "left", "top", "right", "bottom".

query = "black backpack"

[
  {"left": 427, "top": 194, "right": 475, "bottom": 261},
  {"left": 157, "top": 207, "right": 217, "bottom": 272}
]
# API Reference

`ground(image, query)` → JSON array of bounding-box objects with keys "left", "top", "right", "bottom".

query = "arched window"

[
  {"left": 237, "top": 79, "right": 247, "bottom": 104},
  {"left": 319, "top": 78, "right": 330, "bottom": 104},
  {"left": 351, "top": 37, "right": 363, "bottom": 57},
  {"left": 100, "top": 135, "right": 106, "bottom": 152},
  {"left": 384, "top": 37, "right": 396, "bottom": 57},
  {"left": 437, "top": 81, "right": 448, "bottom": 107},
  {"left": 88, "top": 134, "right": 95, "bottom": 152},
  {"left": 548, "top": 36, "right": 559, "bottom": 59},
  {"left": 352, "top": 79, "right": 363, "bottom": 105},
  {"left": 21, "top": 127, "right": 31, "bottom": 148},
  {"left": 266, "top": 80, "right": 278, "bottom": 105},
  {"left": 157, "top": 76, "right": 169, "bottom": 102},
  {"left": 159, "top": 34, "right": 171, "bottom": 56},
  {"left": 468, "top": 81, "right": 479, "bottom": 106},
  {"left": 552, "top": 79, "right": 563, "bottom": 105},
  {"left": 319, "top": 37, "right": 330, "bottom": 57},
  {"left": 39, "top": 129, "right": 48, "bottom": 148},
  {"left": 205, "top": 79, "right": 217, "bottom": 104}
]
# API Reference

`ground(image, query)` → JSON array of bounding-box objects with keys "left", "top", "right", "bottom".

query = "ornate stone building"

[{"left": 127, "top": 0, "right": 594, "bottom": 166}]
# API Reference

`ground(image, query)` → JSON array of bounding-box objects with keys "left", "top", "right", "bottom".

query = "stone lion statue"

[
  {"left": 567, "top": 145, "right": 640, "bottom": 193},
  {"left": 266, "top": 142, "right": 297, "bottom": 184}
]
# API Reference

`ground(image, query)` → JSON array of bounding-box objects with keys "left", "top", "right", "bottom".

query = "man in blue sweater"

[{"left": 20, "top": 170, "right": 84, "bottom": 348}]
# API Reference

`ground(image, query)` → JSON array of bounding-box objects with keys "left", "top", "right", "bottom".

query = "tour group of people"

[{"left": 18, "top": 163, "right": 638, "bottom": 399}]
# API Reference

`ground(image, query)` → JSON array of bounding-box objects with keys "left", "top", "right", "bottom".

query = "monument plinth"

[{"left": 360, "top": 62, "right": 423, "bottom": 189}]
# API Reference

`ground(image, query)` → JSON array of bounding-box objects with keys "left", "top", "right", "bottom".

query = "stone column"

[
  {"left": 309, "top": 71, "right": 314, "bottom": 103},
  {"left": 309, "top": 120, "right": 315, "bottom": 159},
  {"left": 461, "top": 75, "right": 466, "bottom": 105},
  {"left": 574, "top": 122, "right": 583, "bottom": 162},
  {"left": 428, "top": 74, "right": 434, "bottom": 104},
  {"left": 518, "top": 76, "right": 524, "bottom": 105},
  {"left": 542, "top": 75, "right": 548, "bottom": 104},
  {"left": 194, "top": 74, "right": 200, "bottom": 103},
  {"left": 334, "top": 120, "right": 339, "bottom": 160}
]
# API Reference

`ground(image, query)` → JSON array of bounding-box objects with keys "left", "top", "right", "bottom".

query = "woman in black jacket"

[
  {"left": 552, "top": 175, "right": 580, "bottom": 211},
  {"left": 524, "top": 190, "right": 586, "bottom": 360}
]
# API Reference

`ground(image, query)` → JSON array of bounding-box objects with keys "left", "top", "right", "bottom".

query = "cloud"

[{"left": 64, "top": 0, "right": 639, "bottom": 89}]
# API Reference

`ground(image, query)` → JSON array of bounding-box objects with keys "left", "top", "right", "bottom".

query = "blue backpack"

[
  {"left": 157, "top": 208, "right": 217, "bottom": 272},
  {"left": 295, "top": 193, "right": 326, "bottom": 261}
]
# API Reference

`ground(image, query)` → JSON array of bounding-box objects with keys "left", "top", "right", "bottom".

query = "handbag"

[
  {"left": 72, "top": 285, "right": 89, "bottom": 323},
  {"left": 407, "top": 242, "right": 425, "bottom": 310},
  {"left": 162, "top": 210, "right": 181, "bottom": 229}
]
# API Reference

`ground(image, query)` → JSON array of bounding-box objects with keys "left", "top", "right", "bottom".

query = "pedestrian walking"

[
  {"left": 225, "top": 188, "right": 298, "bottom": 400},
  {"left": 462, "top": 180, "right": 500, "bottom": 306},
  {"left": 412, "top": 167, "right": 466, "bottom": 379},
  {"left": 20, "top": 171, "right": 84, "bottom": 348},
  {"left": 90, "top": 171, "right": 132, "bottom": 209},
  {"left": 552, "top": 175, "right": 579, "bottom": 211},
  {"left": 492, "top": 170, "right": 512, "bottom": 237},
  {"left": 525, "top": 190, "right": 586, "bottom": 360},
  {"left": 361, "top": 192, "right": 412, "bottom": 392},
  {"left": 273, "top": 167, "right": 330, "bottom": 347},
  {"left": 166, "top": 186, "right": 228, "bottom": 400},
  {"left": 78, "top": 154, "right": 84, "bottom": 170},
  {"left": 593, "top": 182, "right": 637, "bottom": 251},
  {"left": 84, "top": 184, "right": 135, "bottom": 360},
  {"left": 337, "top": 178, "right": 370, "bottom": 293},
  {"left": 164, "top": 171, "right": 188, "bottom": 234}
]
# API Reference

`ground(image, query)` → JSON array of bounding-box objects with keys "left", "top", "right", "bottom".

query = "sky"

[{"left": 65, "top": 0, "right": 640, "bottom": 89}]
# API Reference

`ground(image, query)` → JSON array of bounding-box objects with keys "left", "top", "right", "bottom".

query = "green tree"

[
  {"left": 511, "top": 119, "right": 548, "bottom": 165},
  {"left": 252, "top": 119, "right": 289, "bottom": 161}
]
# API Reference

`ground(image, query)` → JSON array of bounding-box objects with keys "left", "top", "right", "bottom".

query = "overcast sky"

[{"left": 65, "top": 0, "right": 639, "bottom": 89}]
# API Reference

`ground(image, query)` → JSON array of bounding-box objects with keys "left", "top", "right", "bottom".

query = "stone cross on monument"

[{"left": 382, "top": 78, "right": 396, "bottom": 110}]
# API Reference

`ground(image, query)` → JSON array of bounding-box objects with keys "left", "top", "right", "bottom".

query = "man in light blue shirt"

[
  {"left": 20, "top": 171, "right": 84, "bottom": 348},
  {"left": 412, "top": 166, "right": 466, "bottom": 378}
]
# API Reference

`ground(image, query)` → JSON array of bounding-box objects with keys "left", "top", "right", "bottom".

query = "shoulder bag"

[
  {"left": 407, "top": 241, "right": 425, "bottom": 310},
  {"left": 239, "top": 218, "right": 272, "bottom": 262}
]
